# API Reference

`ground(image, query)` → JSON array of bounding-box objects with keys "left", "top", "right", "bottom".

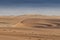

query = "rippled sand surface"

[{"left": 0, "top": 15, "right": 60, "bottom": 40}]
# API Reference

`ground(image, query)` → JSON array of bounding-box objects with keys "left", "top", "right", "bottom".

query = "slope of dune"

[
  {"left": 0, "top": 15, "right": 60, "bottom": 40},
  {"left": 0, "top": 15, "right": 60, "bottom": 28}
]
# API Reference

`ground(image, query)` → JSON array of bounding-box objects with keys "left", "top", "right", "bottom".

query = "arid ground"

[{"left": 0, "top": 15, "right": 60, "bottom": 40}]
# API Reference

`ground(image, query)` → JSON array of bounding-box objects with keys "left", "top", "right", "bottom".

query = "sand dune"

[{"left": 0, "top": 15, "right": 60, "bottom": 40}]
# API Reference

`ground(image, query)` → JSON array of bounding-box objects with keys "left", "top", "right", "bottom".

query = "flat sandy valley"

[{"left": 0, "top": 15, "right": 60, "bottom": 40}]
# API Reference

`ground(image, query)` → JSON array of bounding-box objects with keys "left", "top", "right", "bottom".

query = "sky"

[{"left": 0, "top": 0, "right": 60, "bottom": 16}]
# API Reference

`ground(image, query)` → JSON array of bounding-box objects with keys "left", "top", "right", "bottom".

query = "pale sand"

[{"left": 0, "top": 15, "right": 60, "bottom": 40}]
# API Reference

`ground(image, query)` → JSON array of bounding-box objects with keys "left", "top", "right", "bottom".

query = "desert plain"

[{"left": 0, "top": 15, "right": 60, "bottom": 40}]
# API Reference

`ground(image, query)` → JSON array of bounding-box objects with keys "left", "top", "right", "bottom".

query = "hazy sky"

[{"left": 0, "top": 0, "right": 60, "bottom": 16}]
